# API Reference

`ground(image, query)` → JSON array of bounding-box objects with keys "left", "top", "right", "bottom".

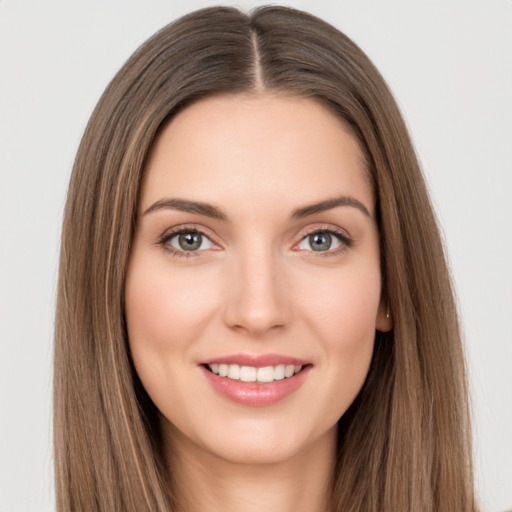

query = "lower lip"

[{"left": 201, "top": 366, "right": 311, "bottom": 407}]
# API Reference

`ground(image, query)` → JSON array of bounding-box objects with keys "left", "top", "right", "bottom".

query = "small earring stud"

[{"left": 386, "top": 311, "right": 390, "bottom": 319}]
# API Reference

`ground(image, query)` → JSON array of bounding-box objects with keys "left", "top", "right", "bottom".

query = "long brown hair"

[{"left": 54, "top": 6, "right": 477, "bottom": 511}]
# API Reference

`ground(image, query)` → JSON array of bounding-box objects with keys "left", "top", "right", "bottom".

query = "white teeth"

[
  {"left": 207, "top": 363, "right": 303, "bottom": 382},
  {"left": 227, "top": 364, "right": 240, "bottom": 379},
  {"left": 274, "top": 364, "right": 285, "bottom": 380},
  {"left": 218, "top": 364, "right": 228, "bottom": 377},
  {"left": 257, "top": 366, "right": 275, "bottom": 383},
  {"left": 240, "top": 366, "right": 257, "bottom": 382}
]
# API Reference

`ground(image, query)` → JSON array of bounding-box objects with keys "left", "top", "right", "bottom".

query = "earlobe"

[{"left": 376, "top": 300, "right": 393, "bottom": 332}]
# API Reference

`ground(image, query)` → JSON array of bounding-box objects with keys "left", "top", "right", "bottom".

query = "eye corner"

[
  {"left": 156, "top": 224, "right": 222, "bottom": 258},
  {"left": 293, "top": 226, "right": 353, "bottom": 255}
]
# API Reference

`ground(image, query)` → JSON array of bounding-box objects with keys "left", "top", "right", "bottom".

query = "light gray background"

[{"left": 0, "top": 1, "right": 511, "bottom": 511}]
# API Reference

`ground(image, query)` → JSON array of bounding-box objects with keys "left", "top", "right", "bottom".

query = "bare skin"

[
  {"left": 165, "top": 420, "right": 336, "bottom": 512},
  {"left": 125, "top": 94, "right": 392, "bottom": 511}
]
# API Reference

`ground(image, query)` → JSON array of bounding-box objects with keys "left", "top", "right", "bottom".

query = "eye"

[
  {"left": 296, "top": 230, "right": 349, "bottom": 252},
  {"left": 166, "top": 230, "right": 215, "bottom": 252}
]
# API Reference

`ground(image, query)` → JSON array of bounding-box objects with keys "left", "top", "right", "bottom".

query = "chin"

[
  {"left": 164, "top": 412, "right": 337, "bottom": 468},
  {"left": 211, "top": 433, "right": 303, "bottom": 465}
]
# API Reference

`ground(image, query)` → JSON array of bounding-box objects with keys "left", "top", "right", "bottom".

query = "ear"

[{"left": 376, "top": 297, "right": 393, "bottom": 332}]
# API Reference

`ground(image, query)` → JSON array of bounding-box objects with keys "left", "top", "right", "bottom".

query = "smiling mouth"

[
  {"left": 205, "top": 363, "right": 305, "bottom": 383},
  {"left": 201, "top": 359, "right": 312, "bottom": 406}
]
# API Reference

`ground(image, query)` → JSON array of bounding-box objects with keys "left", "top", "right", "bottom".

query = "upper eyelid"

[
  {"left": 296, "top": 224, "right": 352, "bottom": 240},
  {"left": 160, "top": 224, "right": 218, "bottom": 241},
  {"left": 293, "top": 225, "right": 353, "bottom": 253},
  {"left": 157, "top": 225, "right": 221, "bottom": 254},
  {"left": 158, "top": 226, "right": 221, "bottom": 258}
]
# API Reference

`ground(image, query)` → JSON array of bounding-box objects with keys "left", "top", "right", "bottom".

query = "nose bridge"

[{"left": 223, "top": 239, "right": 289, "bottom": 335}]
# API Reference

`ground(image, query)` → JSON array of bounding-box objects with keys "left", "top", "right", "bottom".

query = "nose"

[{"left": 221, "top": 246, "right": 290, "bottom": 336}]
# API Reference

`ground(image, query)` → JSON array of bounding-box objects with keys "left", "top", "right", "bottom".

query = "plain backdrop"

[{"left": 0, "top": 1, "right": 511, "bottom": 511}]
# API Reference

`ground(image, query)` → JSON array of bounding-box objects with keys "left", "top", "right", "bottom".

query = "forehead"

[{"left": 140, "top": 93, "right": 373, "bottom": 216}]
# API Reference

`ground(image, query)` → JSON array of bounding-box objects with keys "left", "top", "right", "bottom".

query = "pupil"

[
  {"left": 179, "top": 232, "right": 201, "bottom": 251},
  {"left": 310, "top": 232, "right": 331, "bottom": 251}
]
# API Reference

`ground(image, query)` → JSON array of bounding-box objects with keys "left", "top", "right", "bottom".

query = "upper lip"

[{"left": 200, "top": 353, "right": 311, "bottom": 367}]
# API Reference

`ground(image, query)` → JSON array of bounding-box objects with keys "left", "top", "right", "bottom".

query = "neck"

[{"left": 164, "top": 425, "right": 336, "bottom": 512}]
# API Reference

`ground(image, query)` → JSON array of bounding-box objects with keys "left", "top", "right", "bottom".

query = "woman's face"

[{"left": 125, "top": 94, "right": 391, "bottom": 465}]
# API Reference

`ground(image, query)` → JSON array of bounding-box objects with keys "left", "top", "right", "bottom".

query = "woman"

[{"left": 54, "top": 5, "right": 477, "bottom": 511}]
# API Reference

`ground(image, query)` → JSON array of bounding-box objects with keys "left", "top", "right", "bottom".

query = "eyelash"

[
  {"left": 157, "top": 225, "right": 216, "bottom": 259},
  {"left": 157, "top": 224, "right": 353, "bottom": 258},
  {"left": 295, "top": 225, "right": 353, "bottom": 257}
]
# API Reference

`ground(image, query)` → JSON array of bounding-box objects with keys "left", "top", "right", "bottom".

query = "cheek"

[
  {"left": 295, "top": 262, "right": 381, "bottom": 407},
  {"left": 298, "top": 261, "right": 381, "bottom": 341},
  {"left": 124, "top": 256, "right": 221, "bottom": 414},
  {"left": 125, "top": 260, "right": 217, "bottom": 356}
]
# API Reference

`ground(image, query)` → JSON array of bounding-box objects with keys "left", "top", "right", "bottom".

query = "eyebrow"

[
  {"left": 143, "top": 195, "right": 370, "bottom": 220},
  {"left": 144, "top": 198, "right": 228, "bottom": 220},
  {"left": 291, "top": 196, "right": 371, "bottom": 219}
]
